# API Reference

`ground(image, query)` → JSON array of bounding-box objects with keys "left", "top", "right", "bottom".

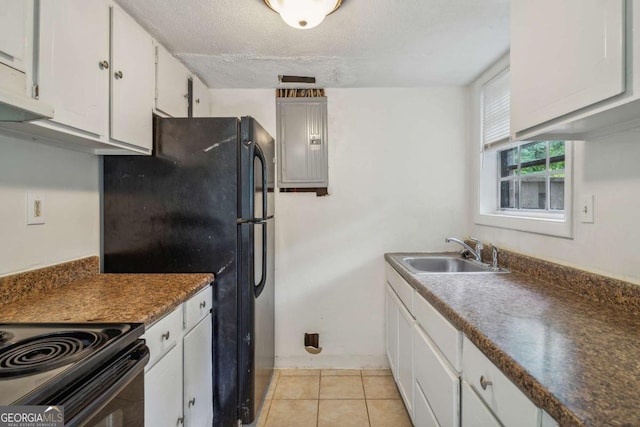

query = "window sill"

[{"left": 475, "top": 212, "right": 573, "bottom": 238}]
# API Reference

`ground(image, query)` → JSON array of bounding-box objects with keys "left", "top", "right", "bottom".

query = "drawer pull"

[
  {"left": 199, "top": 301, "right": 207, "bottom": 309},
  {"left": 162, "top": 331, "right": 170, "bottom": 341},
  {"left": 480, "top": 375, "right": 493, "bottom": 390},
  {"left": 188, "top": 397, "right": 196, "bottom": 407},
  {"left": 177, "top": 416, "right": 184, "bottom": 425}
]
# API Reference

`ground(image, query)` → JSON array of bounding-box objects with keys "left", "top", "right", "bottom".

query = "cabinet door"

[
  {"left": 276, "top": 98, "right": 328, "bottom": 188},
  {"left": 414, "top": 324, "right": 459, "bottom": 427},
  {"left": 511, "top": 0, "right": 625, "bottom": 135},
  {"left": 38, "top": 0, "right": 109, "bottom": 136},
  {"left": 183, "top": 316, "right": 213, "bottom": 427},
  {"left": 385, "top": 283, "right": 399, "bottom": 376},
  {"left": 0, "top": 0, "right": 29, "bottom": 72},
  {"left": 414, "top": 383, "right": 439, "bottom": 427},
  {"left": 461, "top": 381, "right": 501, "bottom": 427},
  {"left": 155, "top": 44, "right": 189, "bottom": 117},
  {"left": 145, "top": 344, "right": 184, "bottom": 427},
  {"left": 397, "top": 300, "right": 414, "bottom": 419},
  {"left": 110, "top": 6, "right": 153, "bottom": 151},
  {"left": 192, "top": 75, "right": 210, "bottom": 117}
]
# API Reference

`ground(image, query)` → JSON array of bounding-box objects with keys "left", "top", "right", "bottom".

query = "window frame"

[{"left": 471, "top": 55, "right": 574, "bottom": 238}]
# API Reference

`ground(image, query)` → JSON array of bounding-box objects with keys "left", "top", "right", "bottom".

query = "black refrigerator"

[{"left": 102, "top": 116, "right": 275, "bottom": 426}]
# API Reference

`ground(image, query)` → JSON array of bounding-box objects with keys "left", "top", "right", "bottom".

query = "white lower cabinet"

[
  {"left": 385, "top": 261, "right": 555, "bottom": 427},
  {"left": 397, "top": 300, "right": 414, "bottom": 417},
  {"left": 461, "top": 380, "right": 501, "bottom": 427},
  {"left": 144, "top": 286, "right": 213, "bottom": 427},
  {"left": 183, "top": 313, "right": 213, "bottom": 426},
  {"left": 385, "top": 283, "right": 399, "bottom": 376},
  {"left": 385, "top": 282, "right": 413, "bottom": 420},
  {"left": 145, "top": 341, "right": 184, "bottom": 427},
  {"left": 414, "top": 382, "right": 440, "bottom": 427},
  {"left": 414, "top": 325, "right": 459, "bottom": 427}
]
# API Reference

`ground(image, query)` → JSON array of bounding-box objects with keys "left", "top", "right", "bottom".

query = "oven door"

[{"left": 62, "top": 341, "right": 149, "bottom": 427}]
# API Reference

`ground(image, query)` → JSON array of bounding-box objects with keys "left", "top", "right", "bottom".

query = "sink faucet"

[{"left": 445, "top": 237, "right": 482, "bottom": 263}]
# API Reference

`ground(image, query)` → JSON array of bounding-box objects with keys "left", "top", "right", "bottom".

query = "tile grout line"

[
  {"left": 361, "top": 370, "right": 373, "bottom": 427},
  {"left": 316, "top": 373, "right": 321, "bottom": 427}
]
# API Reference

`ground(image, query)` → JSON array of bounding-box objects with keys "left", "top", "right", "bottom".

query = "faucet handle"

[
  {"left": 491, "top": 245, "right": 499, "bottom": 269},
  {"left": 469, "top": 237, "right": 483, "bottom": 252}
]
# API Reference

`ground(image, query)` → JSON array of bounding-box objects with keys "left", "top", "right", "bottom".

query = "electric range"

[{"left": 0, "top": 323, "right": 149, "bottom": 426}]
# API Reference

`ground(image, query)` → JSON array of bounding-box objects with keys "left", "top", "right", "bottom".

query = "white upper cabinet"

[
  {"left": 192, "top": 75, "right": 210, "bottom": 117},
  {"left": 510, "top": 0, "right": 640, "bottom": 140},
  {"left": 38, "top": 0, "right": 110, "bottom": 137},
  {"left": 0, "top": 0, "right": 30, "bottom": 72},
  {"left": 155, "top": 44, "right": 189, "bottom": 117},
  {"left": 110, "top": 5, "right": 154, "bottom": 151}
]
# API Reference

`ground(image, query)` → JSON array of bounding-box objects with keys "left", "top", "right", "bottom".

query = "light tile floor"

[{"left": 256, "top": 369, "right": 412, "bottom": 427}]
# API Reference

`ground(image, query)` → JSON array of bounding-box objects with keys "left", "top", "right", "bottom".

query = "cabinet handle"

[
  {"left": 177, "top": 416, "right": 184, "bottom": 425},
  {"left": 188, "top": 397, "right": 196, "bottom": 407},
  {"left": 162, "top": 331, "right": 170, "bottom": 340},
  {"left": 195, "top": 98, "right": 200, "bottom": 104},
  {"left": 99, "top": 60, "right": 109, "bottom": 70},
  {"left": 114, "top": 70, "right": 124, "bottom": 79},
  {"left": 480, "top": 375, "right": 493, "bottom": 390},
  {"left": 199, "top": 301, "right": 206, "bottom": 309}
]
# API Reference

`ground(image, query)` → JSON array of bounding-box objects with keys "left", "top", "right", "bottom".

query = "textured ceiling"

[{"left": 114, "top": 0, "right": 510, "bottom": 88}]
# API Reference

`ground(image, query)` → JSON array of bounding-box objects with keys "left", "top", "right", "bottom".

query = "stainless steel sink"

[{"left": 399, "top": 256, "right": 508, "bottom": 274}]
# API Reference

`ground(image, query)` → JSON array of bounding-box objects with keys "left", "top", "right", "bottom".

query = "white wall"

[
  {"left": 468, "top": 127, "right": 640, "bottom": 285},
  {"left": 0, "top": 134, "right": 99, "bottom": 276},
  {"left": 211, "top": 87, "right": 468, "bottom": 367}
]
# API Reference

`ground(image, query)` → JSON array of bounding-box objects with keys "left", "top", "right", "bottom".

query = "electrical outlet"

[
  {"left": 579, "top": 195, "right": 594, "bottom": 223},
  {"left": 27, "top": 192, "right": 45, "bottom": 225}
]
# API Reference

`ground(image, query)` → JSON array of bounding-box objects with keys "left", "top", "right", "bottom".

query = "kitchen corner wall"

[
  {"left": 467, "top": 123, "right": 640, "bottom": 285},
  {"left": 0, "top": 134, "right": 99, "bottom": 276},
  {"left": 210, "top": 87, "right": 468, "bottom": 368}
]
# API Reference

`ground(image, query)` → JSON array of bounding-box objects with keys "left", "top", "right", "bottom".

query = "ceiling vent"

[{"left": 278, "top": 75, "right": 316, "bottom": 84}]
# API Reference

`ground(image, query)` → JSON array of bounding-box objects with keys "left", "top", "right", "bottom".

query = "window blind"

[{"left": 481, "top": 68, "right": 510, "bottom": 149}]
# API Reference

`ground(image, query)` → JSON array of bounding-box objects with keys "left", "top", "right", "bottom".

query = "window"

[
  {"left": 472, "top": 57, "right": 573, "bottom": 238},
  {"left": 498, "top": 141, "right": 565, "bottom": 211}
]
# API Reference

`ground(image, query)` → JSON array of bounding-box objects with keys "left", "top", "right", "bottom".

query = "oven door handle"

[{"left": 64, "top": 343, "right": 150, "bottom": 427}]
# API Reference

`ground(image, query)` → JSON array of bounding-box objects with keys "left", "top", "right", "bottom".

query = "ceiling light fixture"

[{"left": 264, "top": 0, "right": 344, "bottom": 30}]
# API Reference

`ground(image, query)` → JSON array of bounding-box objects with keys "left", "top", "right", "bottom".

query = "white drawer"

[
  {"left": 143, "top": 305, "right": 183, "bottom": 371},
  {"left": 385, "top": 262, "right": 414, "bottom": 314},
  {"left": 462, "top": 336, "right": 540, "bottom": 427},
  {"left": 414, "top": 291, "right": 462, "bottom": 372},
  {"left": 414, "top": 324, "right": 459, "bottom": 427},
  {"left": 184, "top": 285, "right": 213, "bottom": 332}
]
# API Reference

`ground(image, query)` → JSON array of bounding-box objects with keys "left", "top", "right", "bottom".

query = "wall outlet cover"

[{"left": 27, "top": 192, "right": 45, "bottom": 225}]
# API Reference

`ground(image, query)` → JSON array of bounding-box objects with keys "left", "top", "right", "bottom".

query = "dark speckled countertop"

[
  {"left": 385, "top": 252, "right": 640, "bottom": 427},
  {"left": 0, "top": 273, "right": 214, "bottom": 326}
]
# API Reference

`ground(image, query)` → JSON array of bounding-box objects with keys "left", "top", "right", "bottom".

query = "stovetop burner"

[
  {"left": 0, "top": 323, "right": 145, "bottom": 407},
  {"left": 0, "top": 331, "right": 107, "bottom": 378},
  {"left": 0, "top": 330, "right": 14, "bottom": 345}
]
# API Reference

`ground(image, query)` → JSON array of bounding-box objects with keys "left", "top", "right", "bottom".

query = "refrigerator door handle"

[{"left": 253, "top": 144, "right": 269, "bottom": 298}]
